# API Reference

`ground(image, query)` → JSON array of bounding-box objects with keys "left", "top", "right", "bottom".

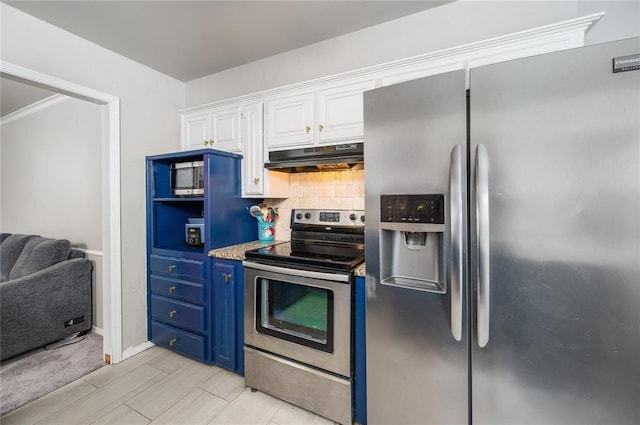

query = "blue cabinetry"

[
  {"left": 355, "top": 275, "right": 367, "bottom": 424},
  {"left": 146, "top": 149, "right": 256, "bottom": 364},
  {"left": 213, "top": 259, "right": 245, "bottom": 374}
]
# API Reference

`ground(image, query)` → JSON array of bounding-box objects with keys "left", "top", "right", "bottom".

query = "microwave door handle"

[
  {"left": 449, "top": 144, "right": 463, "bottom": 342},
  {"left": 476, "top": 144, "right": 490, "bottom": 348}
]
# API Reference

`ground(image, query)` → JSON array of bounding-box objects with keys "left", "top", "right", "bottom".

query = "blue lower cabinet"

[
  {"left": 150, "top": 294, "right": 207, "bottom": 333},
  {"left": 355, "top": 275, "right": 367, "bottom": 424},
  {"left": 150, "top": 274, "right": 206, "bottom": 304},
  {"left": 213, "top": 259, "right": 245, "bottom": 375},
  {"left": 151, "top": 320, "right": 207, "bottom": 361}
]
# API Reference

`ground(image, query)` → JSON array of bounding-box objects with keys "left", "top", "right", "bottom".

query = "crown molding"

[
  {"left": 1, "top": 94, "right": 70, "bottom": 126},
  {"left": 181, "top": 12, "right": 605, "bottom": 114}
]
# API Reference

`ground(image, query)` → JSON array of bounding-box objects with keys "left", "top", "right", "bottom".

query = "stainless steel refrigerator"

[{"left": 363, "top": 38, "right": 640, "bottom": 425}]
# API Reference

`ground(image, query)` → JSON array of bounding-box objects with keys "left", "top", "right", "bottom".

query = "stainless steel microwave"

[{"left": 171, "top": 161, "right": 204, "bottom": 196}]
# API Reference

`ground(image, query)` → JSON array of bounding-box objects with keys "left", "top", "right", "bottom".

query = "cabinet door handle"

[
  {"left": 169, "top": 286, "right": 176, "bottom": 294},
  {"left": 305, "top": 126, "right": 311, "bottom": 133},
  {"left": 203, "top": 140, "right": 209, "bottom": 146},
  {"left": 319, "top": 124, "right": 324, "bottom": 132},
  {"left": 169, "top": 310, "right": 177, "bottom": 318},
  {"left": 224, "top": 273, "right": 231, "bottom": 283},
  {"left": 168, "top": 264, "right": 176, "bottom": 273},
  {"left": 169, "top": 338, "right": 177, "bottom": 347},
  {"left": 253, "top": 177, "right": 260, "bottom": 184}
]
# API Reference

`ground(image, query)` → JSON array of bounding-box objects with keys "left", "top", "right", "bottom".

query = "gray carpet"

[{"left": 0, "top": 332, "right": 105, "bottom": 416}]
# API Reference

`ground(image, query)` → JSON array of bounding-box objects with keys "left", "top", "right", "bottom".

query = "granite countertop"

[
  {"left": 207, "top": 240, "right": 284, "bottom": 261},
  {"left": 209, "top": 240, "right": 366, "bottom": 277}
]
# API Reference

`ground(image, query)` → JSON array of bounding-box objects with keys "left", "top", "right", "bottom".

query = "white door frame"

[{"left": 1, "top": 60, "right": 123, "bottom": 363}]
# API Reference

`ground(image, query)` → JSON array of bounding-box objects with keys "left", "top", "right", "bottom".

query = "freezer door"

[
  {"left": 470, "top": 38, "right": 640, "bottom": 424},
  {"left": 364, "top": 70, "right": 468, "bottom": 424}
]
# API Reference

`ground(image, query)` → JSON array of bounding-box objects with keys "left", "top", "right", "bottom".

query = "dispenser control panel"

[{"left": 381, "top": 194, "right": 445, "bottom": 224}]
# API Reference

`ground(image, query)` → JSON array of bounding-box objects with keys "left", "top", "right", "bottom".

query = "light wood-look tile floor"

[{"left": 1, "top": 346, "right": 337, "bottom": 425}]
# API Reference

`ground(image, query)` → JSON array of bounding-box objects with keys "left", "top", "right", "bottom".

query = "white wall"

[
  {"left": 579, "top": 0, "right": 640, "bottom": 44},
  {"left": 1, "top": 3, "right": 185, "bottom": 354},
  {"left": 1, "top": 96, "right": 104, "bottom": 329},
  {"left": 185, "top": 0, "right": 640, "bottom": 107}
]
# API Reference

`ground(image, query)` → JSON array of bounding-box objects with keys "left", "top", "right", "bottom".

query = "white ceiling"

[
  {"left": 4, "top": 0, "right": 450, "bottom": 82},
  {"left": 1, "top": 1, "right": 451, "bottom": 118}
]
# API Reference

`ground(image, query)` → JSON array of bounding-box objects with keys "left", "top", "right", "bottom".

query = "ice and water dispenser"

[{"left": 379, "top": 194, "right": 446, "bottom": 293}]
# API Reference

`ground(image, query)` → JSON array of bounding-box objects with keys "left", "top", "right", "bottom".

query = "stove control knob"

[
  {"left": 304, "top": 212, "right": 311, "bottom": 219},
  {"left": 295, "top": 213, "right": 302, "bottom": 220},
  {"left": 360, "top": 215, "right": 365, "bottom": 223},
  {"left": 349, "top": 213, "right": 357, "bottom": 221}
]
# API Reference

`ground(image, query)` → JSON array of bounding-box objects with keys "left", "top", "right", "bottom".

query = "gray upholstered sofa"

[{"left": 0, "top": 233, "right": 93, "bottom": 361}]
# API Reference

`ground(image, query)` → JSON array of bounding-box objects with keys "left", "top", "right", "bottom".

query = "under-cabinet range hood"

[{"left": 265, "top": 142, "right": 364, "bottom": 173}]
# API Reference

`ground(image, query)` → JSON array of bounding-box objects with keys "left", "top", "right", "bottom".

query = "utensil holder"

[{"left": 258, "top": 222, "right": 275, "bottom": 242}]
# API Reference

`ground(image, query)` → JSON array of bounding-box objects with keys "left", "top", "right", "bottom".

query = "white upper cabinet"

[
  {"left": 182, "top": 105, "right": 242, "bottom": 152},
  {"left": 184, "top": 112, "right": 211, "bottom": 150},
  {"left": 316, "top": 79, "right": 375, "bottom": 144},
  {"left": 242, "top": 102, "right": 290, "bottom": 198},
  {"left": 264, "top": 92, "right": 314, "bottom": 149},
  {"left": 210, "top": 106, "right": 242, "bottom": 152},
  {"left": 264, "top": 78, "right": 375, "bottom": 151}
]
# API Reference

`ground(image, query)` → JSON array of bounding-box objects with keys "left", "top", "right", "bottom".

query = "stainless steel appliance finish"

[
  {"left": 365, "top": 70, "right": 469, "bottom": 425},
  {"left": 265, "top": 142, "right": 364, "bottom": 172},
  {"left": 244, "top": 209, "right": 365, "bottom": 425},
  {"left": 243, "top": 263, "right": 352, "bottom": 376},
  {"left": 364, "top": 38, "right": 640, "bottom": 425},
  {"left": 170, "top": 160, "right": 204, "bottom": 196}
]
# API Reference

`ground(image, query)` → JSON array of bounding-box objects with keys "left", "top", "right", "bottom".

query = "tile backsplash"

[{"left": 264, "top": 170, "right": 364, "bottom": 241}]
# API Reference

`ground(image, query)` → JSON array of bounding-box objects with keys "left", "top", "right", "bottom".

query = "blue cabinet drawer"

[
  {"left": 151, "top": 320, "right": 207, "bottom": 362},
  {"left": 150, "top": 274, "right": 206, "bottom": 304},
  {"left": 150, "top": 294, "right": 206, "bottom": 333},
  {"left": 150, "top": 254, "right": 205, "bottom": 281}
]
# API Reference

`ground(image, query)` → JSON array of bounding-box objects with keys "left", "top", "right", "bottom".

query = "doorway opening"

[{"left": 1, "top": 61, "right": 123, "bottom": 363}]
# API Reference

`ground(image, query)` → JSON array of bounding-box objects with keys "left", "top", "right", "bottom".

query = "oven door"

[{"left": 243, "top": 261, "right": 352, "bottom": 378}]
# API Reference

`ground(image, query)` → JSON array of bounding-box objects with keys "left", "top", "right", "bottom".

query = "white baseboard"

[
  {"left": 121, "top": 341, "right": 155, "bottom": 361},
  {"left": 92, "top": 325, "right": 104, "bottom": 336}
]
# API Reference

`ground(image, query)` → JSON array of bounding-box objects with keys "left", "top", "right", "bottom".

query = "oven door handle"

[{"left": 242, "top": 261, "right": 351, "bottom": 283}]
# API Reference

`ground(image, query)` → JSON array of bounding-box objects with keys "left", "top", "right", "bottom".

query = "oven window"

[{"left": 256, "top": 278, "right": 334, "bottom": 353}]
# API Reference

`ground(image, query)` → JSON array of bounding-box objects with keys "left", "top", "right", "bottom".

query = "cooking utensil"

[{"left": 249, "top": 205, "right": 263, "bottom": 222}]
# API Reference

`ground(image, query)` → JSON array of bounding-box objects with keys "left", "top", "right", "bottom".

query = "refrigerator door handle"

[
  {"left": 449, "top": 144, "right": 463, "bottom": 342},
  {"left": 476, "top": 144, "right": 490, "bottom": 347}
]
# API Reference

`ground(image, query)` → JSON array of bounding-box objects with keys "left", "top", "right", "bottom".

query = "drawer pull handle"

[
  {"left": 168, "top": 264, "right": 176, "bottom": 273},
  {"left": 224, "top": 273, "right": 231, "bottom": 283},
  {"left": 305, "top": 125, "right": 311, "bottom": 134},
  {"left": 169, "top": 310, "right": 177, "bottom": 318},
  {"left": 319, "top": 123, "right": 324, "bottom": 132},
  {"left": 169, "top": 286, "right": 176, "bottom": 294},
  {"left": 169, "top": 338, "right": 177, "bottom": 347}
]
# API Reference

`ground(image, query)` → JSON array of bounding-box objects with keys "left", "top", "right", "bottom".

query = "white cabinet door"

[
  {"left": 210, "top": 106, "right": 242, "bottom": 153},
  {"left": 265, "top": 92, "right": 314, "bottom": 149},
  {"left": 242, "top": 102, "right": 289, "bottom": 198},
  {"left": 184, "top": 112, "right": 212, "bottom": 150},
  {"left": 316, "top": 79, "right": 375, "bottom": 144},
  {"left": 243, "top": 102, "right": 265, "bottom": 196}
]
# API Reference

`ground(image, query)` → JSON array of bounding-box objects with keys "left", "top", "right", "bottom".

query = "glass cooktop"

[{"left": 244, "top": 240, "right": 365, "bottom": 273}]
